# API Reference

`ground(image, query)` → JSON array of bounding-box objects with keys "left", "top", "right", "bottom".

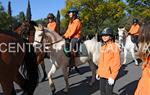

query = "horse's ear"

[
  {"left": 123, "top": 27, "right": 125, "bottom": 30},
  {"left": 118, "top": 28, "right": 120, "bottom": 31},
  {"left": 38, "top": 24, "right": 43, "bottom": 30},
  {"left": 34, "top": 26, "right": 39, "bottom": 31}
]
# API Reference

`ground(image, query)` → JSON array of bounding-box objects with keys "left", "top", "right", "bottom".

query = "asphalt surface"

[{"left": 0, "top": 51, "right": 143, "bottom": 95}]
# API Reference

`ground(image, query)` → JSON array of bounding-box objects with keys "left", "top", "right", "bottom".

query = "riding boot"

[{"left": 69, "top": 53, "right": 74, "bottom": 68}]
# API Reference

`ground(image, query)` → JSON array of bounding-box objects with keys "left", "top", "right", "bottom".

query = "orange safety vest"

[
  {"left": 129, "top": 24, "right": 140, "bottom": 35},
  {"left": 47, "top": 21, "right": 57, "bottom": 32},
  {"left": 64, "top": 18, "right": 82, "bottom": 39},
  {"left": 135, "top": 57, "right": 150, "bottom": 95},
  {"left": 97, "top": 42, "right": 121, "bottom": 80}
]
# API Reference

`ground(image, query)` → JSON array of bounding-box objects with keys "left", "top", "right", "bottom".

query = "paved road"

[{"left": 0, "top": 52, "right": 142, "bottom": 95}]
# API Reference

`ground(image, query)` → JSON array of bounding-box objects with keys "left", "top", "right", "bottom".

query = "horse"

[
  {"left": 33, "top": 24, "right": 101, "bottom": 94},
  {"left": 0, "top": 30, "right": 39, "bottom": 95},
  {"left": 118, "top": 27, "right": 138, "bottom": 65},
  {"left": 15, "top": 21, "right": 47, "bottom": 81}
]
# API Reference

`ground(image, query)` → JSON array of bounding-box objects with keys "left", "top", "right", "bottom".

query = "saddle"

[
  {"left": 130, "top": 34, "right": 138, "bottom": 44},
  {"left": 64, "top": 40, "right": 88, "bottom": 57}
]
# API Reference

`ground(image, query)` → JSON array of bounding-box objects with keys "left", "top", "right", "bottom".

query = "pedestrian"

[
  {"left": 96, "top": 27, "right": 121, "bottom": 95},
  {"left": 134, "top": 21, "right": 150, "bottom": 95}
]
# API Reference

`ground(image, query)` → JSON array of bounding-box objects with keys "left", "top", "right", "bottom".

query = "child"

[{"left": 96, "top": 27, "right": 121, "bottom": 95}]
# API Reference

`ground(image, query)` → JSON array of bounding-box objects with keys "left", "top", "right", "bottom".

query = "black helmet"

[
  {"left": 100, "top": 27, "right": 114, "bottom": 37},
  {"left": 68, "top": 7, "right": 78, "bottom": 14},
  {"left": 133, "top": 18, "right": 139, "bottom": 24},
  {"left": 47, "top": 13, "right": 55, "bottom": 19}
]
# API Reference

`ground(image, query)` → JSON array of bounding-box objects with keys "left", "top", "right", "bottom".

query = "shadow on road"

[
  {"left": 55, "top": 77, "right": 99, "bottom": 95},
  {"left": 52, "top": 66, "right": 91, "bottom": 80},
  {"left": 126, "top": 58, "right": 142, "bottom": 66},
  {"left": 0, "top": 89, "right": 22, "bottom": 95},
  {"left": 118, "top": 80, "right": 139, "bottom": 95},
  {"left": 117, "top": 65, "right": 128, "bottom": 80}
]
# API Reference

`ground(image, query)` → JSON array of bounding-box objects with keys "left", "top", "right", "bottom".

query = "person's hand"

[
  {"left": 96, "top": 74, "right": 100, "bottom": 80},
  {"left": 108, "top": 77, "right": 114, "bottom": 85}
]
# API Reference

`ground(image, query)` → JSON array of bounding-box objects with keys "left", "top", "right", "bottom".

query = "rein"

[{"left": 35, "top": 38, "right": 63, "bottom": 46}]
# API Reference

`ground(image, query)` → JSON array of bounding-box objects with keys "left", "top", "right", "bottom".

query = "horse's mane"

[
  {"left": 43, "top": 28, "right": 63, "bottom": 43},
  {"left": 0, "top": 30, "right": 23, "bottom": 41}
]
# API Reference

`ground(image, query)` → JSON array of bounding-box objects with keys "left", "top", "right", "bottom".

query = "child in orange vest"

[
  {"left": 47, "top": 13, "right": 57, "bottom": 32},
  {"left": 134, "top": 21, "right": 150, "bottom": 95},
  {"left": 96, "top": 27, "right": 121, "bottom": 95}
]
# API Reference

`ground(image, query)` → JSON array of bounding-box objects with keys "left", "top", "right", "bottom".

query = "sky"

[{"left": 1, "top": 0, "right": 66, "bottom": 20}]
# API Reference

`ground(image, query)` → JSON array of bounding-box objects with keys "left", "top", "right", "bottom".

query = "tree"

[
  {"left": 26, "top": 0, "right": 32, "bottom": 22},
  {"left": 8, "top": 1, "right": 12, "bottom": 29},
  {"left": 61, "top": 0, "right": 126, "bottom": 37},
  {"left": 0, "top": 2, "right": 10, "bottom": 30},
  {"left": 8, "top": 1, "right": 12, "bottom": 18},
  {"left": 18, "top": 11, "right": 25, "bottom": 23},
  {"left": 126, "top": 0, "right": 150, "bottom": 22},
  {"left": 56, "top": 10, "right": 60, "bottom": 34}
]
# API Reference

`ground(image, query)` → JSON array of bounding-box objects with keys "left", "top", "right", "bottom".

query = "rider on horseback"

[
  {"left": 63, "top": 7, "right": 82, "bottom": 72},
  {"left": 47, "top": 13, "right": 57, "bottom": 32},
  {"left": 128, "top": 18, "right": 141, "bottom": 47}
]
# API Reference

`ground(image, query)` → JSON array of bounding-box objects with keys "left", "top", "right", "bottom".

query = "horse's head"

[
  {"left": 118, "top": 27, "right": 126, "bottom": 37},
  {"left": 15, "top": 21, "right": 37, "bottom": 42},
  {"left": 33, "top": 24, "right": 63, "bottom": 48},
  {"left": 118, "top": 27, "right": 128, "bottom": 39}
]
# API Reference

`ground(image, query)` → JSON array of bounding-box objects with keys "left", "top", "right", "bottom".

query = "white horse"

[
  {"left": 33, "top": 25, "right": 101, "bottom": 94},
  {"left": 118, "top": 27, "right": 138, "bottom": 65}
]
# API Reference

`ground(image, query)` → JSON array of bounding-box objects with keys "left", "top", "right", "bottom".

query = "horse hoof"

[{"left": 52, "top": 88, "right": 56, "bottom": 95}]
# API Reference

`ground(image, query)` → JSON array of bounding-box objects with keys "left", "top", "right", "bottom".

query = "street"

[{"left": 0, "top": 51, "right": 142, "bottom": 95}]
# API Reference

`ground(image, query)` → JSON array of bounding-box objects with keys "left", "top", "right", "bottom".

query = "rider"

[
  {"left": 47, "top": 13, "right": 57, "bottom": 32},
  {"left": 96, "top": 27, "right": 121, "bottom": 95},
  {"left": 128, "top": 18, "right": 141, "bottom": 47},
  {"left": 63, "top": 7, "right": 82, "bottom": 71}
]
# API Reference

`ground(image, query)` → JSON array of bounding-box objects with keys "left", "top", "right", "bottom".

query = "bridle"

[{"left": 34, "top": 29, "right": 63, "bottom": 46}]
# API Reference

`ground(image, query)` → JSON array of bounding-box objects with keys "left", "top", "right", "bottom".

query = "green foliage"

[
  {"left": 126, "top": 0, "right": 150, "bottom": 21},
  {"left": 61, "top": 0, "right": 126, "bottom": 37},
  {"left": 56, "top": 10, "right": 61, "bottom": 34},
  {"left": 17, "top": 11, "right": 26, "bottom": 23},
  {"left": 26, "top": 0, "right": 32, "bottom": 22},
  {"left": 7, "top": 1, "right": 12, "bottom": 29},
  {"left": 0, "top": 2, "right": 10, "bottom": 30}
]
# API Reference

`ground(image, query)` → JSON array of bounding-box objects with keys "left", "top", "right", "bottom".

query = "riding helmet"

[
  {"left": 100, "top": 27, "right": 114, "bottom": 37},
  {"left": 133, "top": 18, "right": 139, "bottom": 24},
  {"left": 47, "top": 13, "right": 55, "bottom": 19},
  {"left": 68, "top": 7, "right": 78, "bottom": 14}
]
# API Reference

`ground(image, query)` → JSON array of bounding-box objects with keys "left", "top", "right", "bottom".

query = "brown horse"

[
  {"left": 15, "top": 21, "right": 47, "bottom": 81},
  {"left": 0, "top": 30, "right": 39, "bottom": 95}
]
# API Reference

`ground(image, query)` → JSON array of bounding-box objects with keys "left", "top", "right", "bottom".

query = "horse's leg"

[
  {"left": 1, "top": 79, "right": 16, "bottom": 95},
  {"left": 14, "top": 72, "right": 27, "bottom": 93},
  {"left": 47, "top": 64, "right": 57, "bottom": 94},
  {"left": 41, "top": 63, "right": 47, "bottom": 81},
  {"left": 123, "top": 48, "right": 127, "bottom": 65},
  {"left": 131, "top": 49, "right": 138, "bottom": 65},
  {"left": 88, "top": 60, "right": 97, "bottom": 86},
  {"left": 62, "top": 66, "right": 69, "bottom": 93}
]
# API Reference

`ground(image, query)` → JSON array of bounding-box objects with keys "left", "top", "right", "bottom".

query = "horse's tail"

[{"left": 21, "top": 44, "right": 39, "bottom": 94}]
